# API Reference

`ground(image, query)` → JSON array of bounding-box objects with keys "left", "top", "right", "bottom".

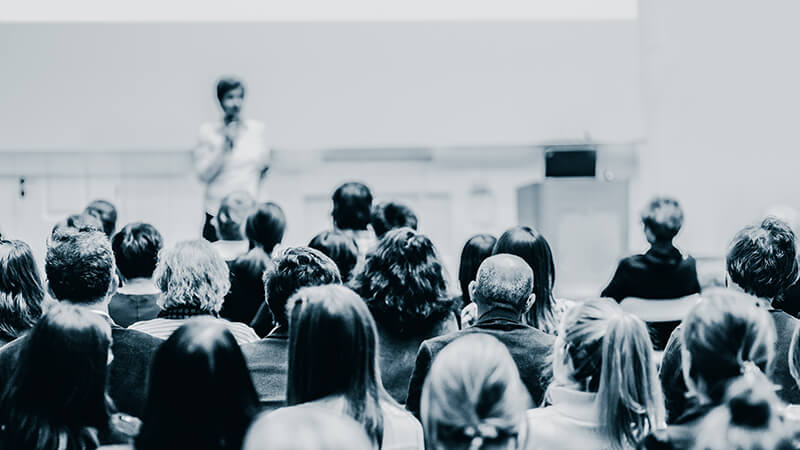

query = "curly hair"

[
  {"left": 0, "top": 240, "right": 45, "bottom": 342},
  {"left": 727, "top": 217, "right": 799, "bottom": 300},
  {"left": 154, "top": 240, "right": 230, "bottom": 312},
  {"left": 45, "top": 228, "right": 115, "bottom": 304},
  {"left": 350, "top": 228, "right": 453, "bottom": 336}
]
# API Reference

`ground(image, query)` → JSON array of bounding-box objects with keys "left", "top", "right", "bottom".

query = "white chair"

[{"left": 619, "top": 294, "right": 702, "bottom": 323}]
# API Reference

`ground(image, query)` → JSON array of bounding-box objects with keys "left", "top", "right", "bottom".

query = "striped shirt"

[{"left": 129, "top": 317, "right": 259, "bottom": 345}]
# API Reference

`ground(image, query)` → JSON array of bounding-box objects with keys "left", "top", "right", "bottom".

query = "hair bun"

[{"left": 729, "top": 394, "right": 771, "bottom": 428}]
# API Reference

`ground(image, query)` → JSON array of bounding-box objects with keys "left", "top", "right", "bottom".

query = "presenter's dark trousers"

[{"left": 203, "top": 213, "right": 218, "bottom": 242}]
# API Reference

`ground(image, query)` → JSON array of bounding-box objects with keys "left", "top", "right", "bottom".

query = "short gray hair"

[
  {"left": 474, "top": 254, "right": 533, "bottom": 311},
  {"left": 154, "top": 240, "right": 230, "bottom": 312}
]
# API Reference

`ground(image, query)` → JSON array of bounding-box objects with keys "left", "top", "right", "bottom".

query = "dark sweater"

[
  {"left": 602, "top": 245, "right": 700, "bottom": 301},
  {"left": 406, "top": 307, "right": 554, "bottom": 418},
  {"left": 240, "top": 329, "right": 289, "bottom": 412},
  {"left": 109, "top": 292, "right": 161, "bottom": 328}
]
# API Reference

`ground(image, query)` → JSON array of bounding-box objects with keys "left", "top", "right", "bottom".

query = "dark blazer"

[
  {"left": 0, "top": 316, "right": 162, "bottom": 417},
  {"left": 660, "top": 308, "right": 800, "bottom": 423},
  {"left": 602, "top": 246, "right": 700, "bottom": 302},
  {"left": 405, "top": 307, "right": 555, "bottom": 418},
  {"left": 240, "top": 329, "right": 289, "bottom": 411}
]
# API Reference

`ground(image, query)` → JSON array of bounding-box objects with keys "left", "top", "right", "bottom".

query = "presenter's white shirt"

[{"left": 193, "top": 119, "right": 270, "bottom": 215}]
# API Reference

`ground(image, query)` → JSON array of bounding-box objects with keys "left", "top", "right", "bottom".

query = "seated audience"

[
  {"left": 0, "top": 239, "right": 45, "bottom": 346},
  {"left": 85, "top": 199, "right": 119, "bottom": 238},
  {"left": 660, "top": 218, "right": 800, "bottom": 422},
  {"left": 0, "top": 228, "right": 161, "bottom": 417},
  {"left": 370, "top": 201, "right": 418, "bottom": 239},
  {"left": 121, "top": 319, "right": 258, "bottom": 450},
  {"left": 493, "top": 226, "right": 564, "bottom": 335},
  {"left": 692, "top": 373, "right": 795, "bottom": 450},
  {"left": 211, "top": 191, "right": 255, "bottom": 262},
  {"left": 332, "top": 181, "right": 376, "bottom": 258},
  {"left": 421, "top": 334, "right": 530, "bottom": 450},
  {"left": 109, "top": 222, "right": 163, "bottom": 327},
  {"left": 527, "top": 298, "right": 665, "bottom": 449},
  {"left": 221, "top": 201, "right": 285, "bottom": 324},
  {"left": 308, "top": 230, "right": 359, "bottom": 282},
  {"left": 278, "top": 285, "right": 424, "bottom": 449},
  {"left": 350, "top": 228, "right": 457, "bottom": 403},
  {"left": 240, "top": 247, "right": 341, "bottom": 408},
  {"left": 129, "top": 239, "right": 259, "bottom": 344},
  {"left": 243, "top": 407, "right": 372, "bottom": 450},
  {"left": 407, "top": 254, "right": 554, "bottom": 417},
  {"left": 642, "top": 289, "right": 776, "bottom": 449},
  {"left": 455, "top": 233, "right": 497, "bottom": 326},
  {"left": 0, "top": 303, "right": 139, "bottom": 449}
]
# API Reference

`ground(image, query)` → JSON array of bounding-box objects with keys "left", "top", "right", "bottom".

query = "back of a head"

[
  {"left": 137, "top": 318, "right": 258, "bottom": 450},
  {"left": 245, "top": 202, "right": 286, "bottom": 253},
  {"left": 422, "top": 334, "right": 530, "bottom": 450},
  {"left": 287, "top": 285, "right": 384, "bottom": 445},
  {"left": 216, "top": 191, "right": 255, "bottom": 241},
  {"left": 154, "top": 239, "right": 230, "bottom": 312},
  {"left": 458, "top": 234, "right": 497, "bottom": 305},
  {"left": 694, "top": 371, "right": 794, "bottom": 450},
  {"left": 681, "top": 288, "right": 776, "bottom": 405},
  {"left": 493, "top": 226, "right": 556, "bottom": 332},
  {"left": 111, "top": 222, "right": 163, "bottom": 281},
  {"left": 351, "top": 227, "right": 451, "bottom": 336},
  {"left": 727, "top": 217, "right": 799, "bottom": 300},
  {"left": 370, "top": 201, "right": 418, "bottom": 238},
  {"left": 46, "top": 228, "right": 115, "bottom": 304},
  {"left": 84, "top": 199, "right": 118, "bottom": 237},
  {"left": 52, "top": 213, "right": 104, "bottom": 236},
  {"left": 472, "top": 254, "right": 533, "bottom": 313},
  {"left": 332, "top": 182, "right": 373, "bottom": 231},
  {"left": 308, "top": 230, "right": 359, "bottom": 282},
  {"left": 641, "top": 197, "right": 683, "bottom": 242},
  {"left": 243, "top": 407, "right": 372, "bottom": 450},
  {"left": 556, "top": 298, "right": 664, "bottom": 448},
  {"left": 265, "top": 247, "right": 342, "bottom": 328},
  {"left": 0, "top": 239, "right": 45, "bottom": 342},
  {"left": 0, "top": 303, "right": 112, "bottom": 448}
]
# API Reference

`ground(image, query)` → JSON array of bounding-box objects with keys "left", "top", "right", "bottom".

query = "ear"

[
  {"left": 45, "top": 280, "right": 57, "bottom": 301},
  {"left": 107, "top": 272, "right": 119, "bottom": 297},
  {"left": 468, "top": 280, "right": 477, "bottom": 302},
  {"left": 524, "top": 293, "right": 536, "bottom": 313}
]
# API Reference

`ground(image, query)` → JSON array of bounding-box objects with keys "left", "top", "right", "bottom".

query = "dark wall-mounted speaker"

[{"left": 545, "top": 148, "right": 597, "bottom": 177}]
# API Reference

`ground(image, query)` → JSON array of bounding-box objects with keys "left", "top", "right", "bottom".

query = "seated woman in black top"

[{"left": 603, "top": 197, "right": 700, "bottom": 302}]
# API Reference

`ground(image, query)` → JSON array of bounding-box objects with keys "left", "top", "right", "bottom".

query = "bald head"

[{"left": 472, "top": 254, "right": 533, "bottom": 312}]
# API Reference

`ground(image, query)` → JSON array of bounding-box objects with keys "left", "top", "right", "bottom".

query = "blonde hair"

[
  {"left": 154, "top": 240, "right": 230, "bottom": 312},
  {"left": 553, "top": 298, "right": 665, "bottom": 449},
  {"left": 421, "top": 334, "right": 530, "bottom": 450}
]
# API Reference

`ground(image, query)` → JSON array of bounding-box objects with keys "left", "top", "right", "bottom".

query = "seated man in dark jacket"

[
  {"left": 0, "top": 227, "right": 161, "bottom": 417},
  {"left": 660, "top": 217, "right": 800, "bottom": 423},
  {"left": 406, "top": 253, "right": 554, "bottom": 418}
]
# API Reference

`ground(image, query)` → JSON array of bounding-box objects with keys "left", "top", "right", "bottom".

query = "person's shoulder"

[
  {"left": 241, "top": 336, "right": 287, "bottom": 359},
  {"left": 244, "top": 119, "right": 266, "bottom": 130},
  {"left": 125, "top": 319, "right": 173, "bottom": 341},
  {"left": 111, "top": 326, "right": 163, "bottom": 351}
]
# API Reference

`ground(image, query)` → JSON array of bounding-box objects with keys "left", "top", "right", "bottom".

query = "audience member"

[
  {"left": 221, "top": 201, "right": 285, "bottom": 324},
  {"left": 455, "top": 233, "right": 497, "bottom": 327},
  {"left": 280, "top": 285, "right": 424, "bottom": 449},
  {"left": 421, "top": 334, "right": 530, "bottom": 450},
  {"left": 0, "top": 228, "right": 161, "bottom": 417},
  {"left": 109, "top": 222, "right": 163, "bottom": 327},
  {"left": 52, "top": 212, "right": 104, "bottom": 235},
  {"left": 240, "top": 247, "right": 341, "bottom": 408},
  {"left": 125, "top": 319, "right": 258, "bottom": 450},
  {"left": 243, "top": 407, "right": 372, "bottom": 450},
  {"left": 527, "top": 298, "right": 665, "bottom": 449},
  {"left": 493, "top": 226, "right": 564, "bottom": 335},
  {"left": 407, "top": 254, "right": 554, "bottom": 417},
  {"left": 129, "top": 240, "right": 258, "bottom": 344},
  {"left": 0, "top": 303, "right": 139, "bottom": 449},
  {"left": 660, "top": 218, "right": 800, "bottom": 422},
  {"left": 768, "top": 205, "right": 800, "bottom": 318},
  {"left": 0, "top": 239, "right": 45, "bottom": 346},
  {"left": 212, "top": 191, "right": 255, "bottom": 262},
  {"left": 350, "top": 228, "right": 457, "bottom": 403},
  {"left": 308, "top": 230, "right": 359, "bottom": 282},
  {"left": 332, "top": 182, "right": 376, "bottom": 258},
  {"left": 85, "top": 199, "right": 119, "bottom": 238},
  {"left": 370, "top": 201, "right": 418, "bottom": 239},
  {"left": 642, "top": 289, "right": 776, "bottom": 449},
  {"left": 692, "top": 373, "right": 795, "bottom": 450}
]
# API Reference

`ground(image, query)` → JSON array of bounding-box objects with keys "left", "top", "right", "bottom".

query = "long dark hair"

[
  {"left": 0, "top": 303, "right": 113, "bottom": 450},
  {"left": 287, "top": 285, "right": 390, "bottom": 447},
  {"left": 350, "top": 228, "right": 452, "bottom": 336},
  {"left": 135, "top": 318, "right": 259, "bottom": 450},
  {"left": 493, "top": 226, "right": 557, "bottom": 333},
  {"left": 457, "top": 234, "right": 497, "bottom": 307},
  {"left": 0, "top": 240, "right": 45, "bottom": 342}
]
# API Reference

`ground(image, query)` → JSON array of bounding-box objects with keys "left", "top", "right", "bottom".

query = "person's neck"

[
  {"left": 118, "top": 277, "right": 159, "bottom": 295},
  {"left": 649, "top": 240, "right": 674, "bottom": 251},
  {"left": 64, "top": 298, "right": 110, "bottom": 315},
  {"left": 224, "top": 114, "right": 241, "bottom": 125},
  {"left": 475, "top": 301, "right": 523, "bottom": 321}
]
